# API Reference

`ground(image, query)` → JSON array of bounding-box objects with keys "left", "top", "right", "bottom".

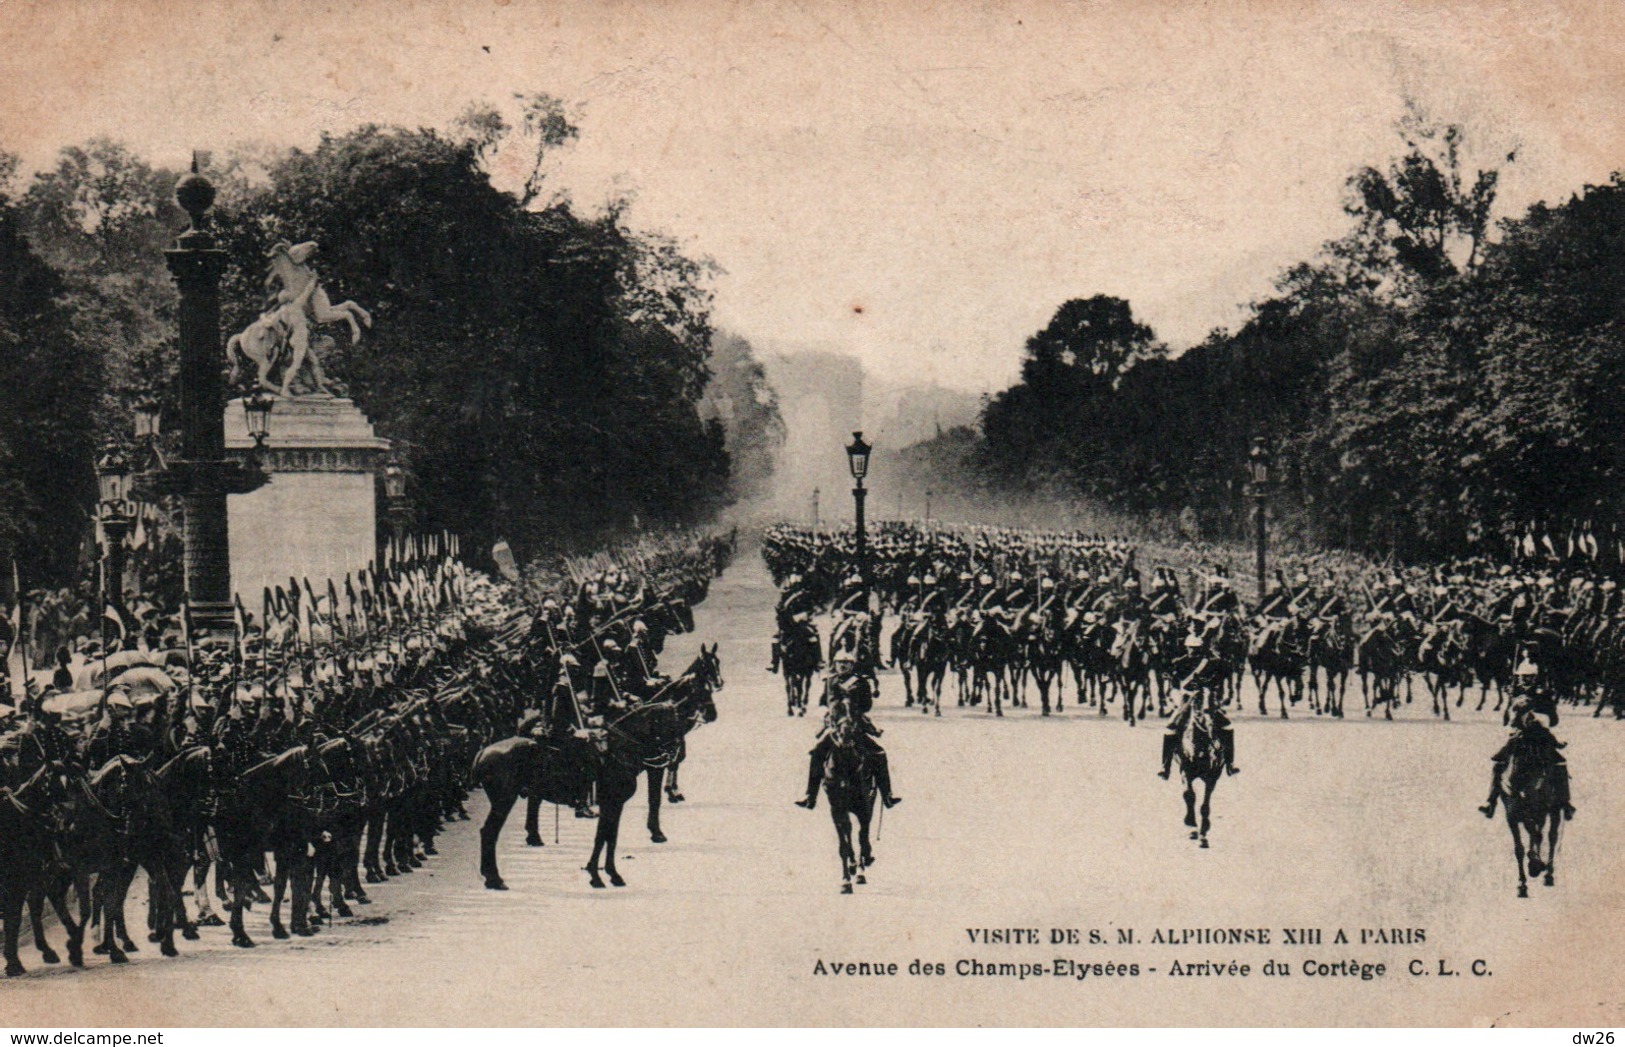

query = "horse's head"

[{"left": 675, "top": 644, "right": 721, "bottom": 725}]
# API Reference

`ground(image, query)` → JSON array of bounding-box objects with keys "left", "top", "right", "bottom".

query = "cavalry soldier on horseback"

[
  {"left": 795, "top": 651, "right": 901, "bottom": 810},
  {"left": 1480, "top": 661, "right": 1575, "bottom": 821},
  {"left": 1159, "top": 629, "right": 1238, "bottom": 779},
  {"left": 767, "top": 572, "right": 815, "bottom": 674}
]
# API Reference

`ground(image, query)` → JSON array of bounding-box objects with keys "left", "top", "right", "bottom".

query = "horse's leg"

[
  {"left": 856, "top": 799, "right": 874, "bottom": 881},
  {"left": 1507, "top": 816, "right": 1529, "bottom": 898},
  {"left": 585, "top": 812, "right": 608, "bottom": 890},
  {"left": 292, "top": 844, "right": 317, "bottom": 936},
  {"left": 647, "top": 767, "right": 667, "bottom": 844},
  {"left": 831, "top": 805, "right": 854, "bottom": 893},
  {"left": 603, "top": 797, "right": 626, "bottom": 887},
  {"left": 1525, "top": 819, "right": 1547, "bottom": 879},
  {"left": 269, "top": 848, "right": 290, "bottom": 939},
  {"left": 27, "top": 889, "right": 59, "bottom": 964},
  {"left": 98, "top": 872, "right": 129, "bottom": 964},
  {"left": 479, "top": 789, "right": 516, "bottom": 890},
  {"left": 114, "top": 865, "right": 139, "bottom": 952},
  {"left": 147, "top": 860, "right": 179, "bottom": 957},
  {"left": 46, "top": 878, "right": 83, "bottom": 967},
  {"left": 1182, "top": 779, "right": 1198, "bottom": 834},
  {"left": 3, "top": 887, "right": 25, "bottom": 977},
  {"left": 1199, "top": 777, "right": 1214, "bottom": 848},
  {"left": 222, "top": 857, "right": 254, "bottom": 948},
  {"left": 524, "top": 794, "right": 543, "bottom": 847},
  {"left": 1543, "top": 814, "right": 1560, "bottom": 887},
  {"left": 667, "top": 759, "right": 684, "bottom": 803},
  {"left": 363, "top": 812, "right": 384, "bottom": 882}
]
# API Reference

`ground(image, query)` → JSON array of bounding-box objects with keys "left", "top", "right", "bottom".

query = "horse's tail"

[{"left": 225, "top": 333, "right": 244, "bottom": 384}]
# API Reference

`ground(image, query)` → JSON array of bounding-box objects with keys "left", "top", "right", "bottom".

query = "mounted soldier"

[
  {"left": 1480, "top": 660, "right": 1574, "bottom": 821},
  {"left": 1159, "top": 628, "right": 1238, "bottom": 779},
  {"left": 794, "top": 651, "right": 901, "bottom": 810},
  {"left": 767, "top": 572, "right": 816, "bottom": 674}
]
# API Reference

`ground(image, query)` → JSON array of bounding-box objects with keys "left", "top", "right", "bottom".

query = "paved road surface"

[{"left": 9, "top": 548, "right": 1625, "bottom": 1026}]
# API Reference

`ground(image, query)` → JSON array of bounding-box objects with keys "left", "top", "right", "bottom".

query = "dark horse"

[
  {"left": 474, "top": 645, "right": 720, "bottom": 890},
  {"left": 781, "top": 618, "right": 822, "bottom": 718},
  {"left": 642, "top": 646, "right": 725, "bottom": 844},
  {"left": 213, "top": 745, "right": 313, "bottom": 947},
  {"left": 1496, "top": 740, "right": 1567, "bottom": 898},
  {"left": 821, "top": 714, "right": 877, "bottom": 894},
  {"left": 1, "top": 764, "right": 73, "bottom": 976},
  {"left": 1172, "top": 702, "right": 1224, "bottom": 849}
]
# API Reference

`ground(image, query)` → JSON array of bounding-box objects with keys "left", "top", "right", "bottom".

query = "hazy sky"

[{"left": 4, "top": 0, "right": 1624, "bottom": 392}]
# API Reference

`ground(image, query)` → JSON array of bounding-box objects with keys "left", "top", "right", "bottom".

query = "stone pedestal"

[{"left": 224, "top": 397, "right": 390, "bottom": 602}]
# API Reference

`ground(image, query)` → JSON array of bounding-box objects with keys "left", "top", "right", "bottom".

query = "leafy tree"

[
  {"left": 0, "top": 149, "right": 102, "bottom": 584},
  {"left": 1345, "top": 105, "right": 1507, "bottom": 286}
]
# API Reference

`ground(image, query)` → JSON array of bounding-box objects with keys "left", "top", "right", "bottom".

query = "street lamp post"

[
  {"left": 846, "top": 431, "right": 872, "bottom": 599},
  {"left": 96, "top": 446, "right": 135, "bottom": 645},
  {"left": 811, "top": 487, "right": 820, "bottom": 532},
  {"left": 925, "top": 488, "right": 933, "bottom": 526},
  {"left": 1246, "top": 434, "right": 1273, "bottom": 604},
  {"left": 142, "top": 158, "right": 269, "bottom": 642}
]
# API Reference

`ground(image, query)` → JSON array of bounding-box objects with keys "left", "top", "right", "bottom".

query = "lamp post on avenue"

[
  {"left": 1246, "top": 434, "right": 1273, "bottom": 604},
  {"left": 846, "top": 431, "right": 872, "bottom": 600},
  {"left": 95, "top": 445, "right": 135, "bottom": 643}
]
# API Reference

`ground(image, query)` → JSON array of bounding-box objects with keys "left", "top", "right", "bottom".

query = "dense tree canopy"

[
  {"left": 1, "top": 100, "right": 753, "bottom": 589},
  {"left": 915, "top": 119, "right": 1625, "bottom": 561}
]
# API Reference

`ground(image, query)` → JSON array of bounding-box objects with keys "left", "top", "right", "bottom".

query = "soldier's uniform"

[
  {"left": 767, "top": 576, "right": 815, "bottom": 673},
  {"left": 1158, "top": 633, "right": 1238, "bottom": 778},
  {"left": 794, "top": 657, "right": 900, "bottom": 809},
  {"left": 1480, "top": 675, "right": 1575, "bottom": 821}
]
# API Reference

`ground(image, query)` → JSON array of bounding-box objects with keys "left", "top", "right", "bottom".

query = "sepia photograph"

[{"left": 0, "top": 0, "right": 1623, "bottom": 1031}]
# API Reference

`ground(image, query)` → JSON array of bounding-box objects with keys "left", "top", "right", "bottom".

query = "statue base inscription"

[{"left": 224, "top": 397, "right": 390, "bottom": 602}]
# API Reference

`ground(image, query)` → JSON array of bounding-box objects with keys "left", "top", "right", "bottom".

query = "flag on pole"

[{"left": 103, "top": 603, "right": 126, "bottom": 648}]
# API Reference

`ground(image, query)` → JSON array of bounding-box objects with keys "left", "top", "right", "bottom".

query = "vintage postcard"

[{"left": 0, "top": 0, "right": 1621, "bottom": 1029}]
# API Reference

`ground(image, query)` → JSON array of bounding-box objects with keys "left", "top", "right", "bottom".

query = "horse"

[
  {"left": 588, "top": 650, "right": 719, "bottom": 886},
  {"left": 970, "top": 613, "right": 1016, "bottom": 716},
  {"left": 820, "top": 716, "right": 877, "bottom": 894},
  {"left": 1304, "top": 618, "right": 1352, "bottom": 718},
  {"left": 1356, "top": 620, "right": 1404, "bottom": 720},
  {"left": 1496, "top": 745, "right": 1567, "bottom": 898},
  {"left": 642, "top": 645, "right": 724, "bottom": 844},
  {"left": 473, "top": 644, "right": 719, "bottom": 890},
  {"left": 1022, "top": 610, "right": 1065, "bottom": 716},
  {"left": 213, "top": 744, "right": 311, "bottom": 947},
  {"left": 908, "top": 617, "right": 951, "bottom": 717},
  {"left": 153, "top": 745, "right": 215, "bottom": 943},
  {"left": 781, "top": 618, "right": 822, "bottom": 718},
  {"left": 1248, "top": 618, "right": 1304, "bottom": 719},
  {"left": 1172, "top": 702, "right": 1225, "bottom": 849},
  {"left": 1, "top": 764, "right": 75, "bottom": 976},
  {"left": 49, "top": 754, "right": 178, "bottom": 966}
]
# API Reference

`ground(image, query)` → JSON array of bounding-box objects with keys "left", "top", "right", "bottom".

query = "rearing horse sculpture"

[{"left": 226, "top": 240, "right": 372, "bottom": 397}]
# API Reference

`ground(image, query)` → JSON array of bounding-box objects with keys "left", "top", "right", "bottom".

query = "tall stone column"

[{"left": 161, "top": 160, "right": 261, "bottom": 639}]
